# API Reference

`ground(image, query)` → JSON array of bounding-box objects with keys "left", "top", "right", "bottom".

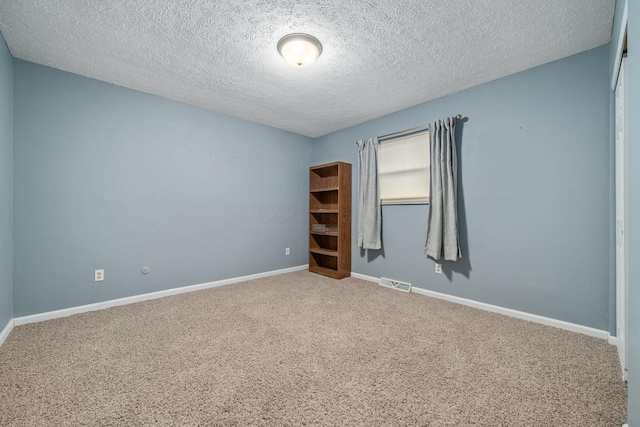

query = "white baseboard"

[
  {"left": 13, "top": 265, "right": 308, "bottom": 327},
  {"left": 0, "top": 318, "right": 15, "bottom": 347},
  {"left": 608, "top": 335, "right": 620, "bottom": 347},
  {"left": 351, "top": 272, "right": 610, "bottom": 341},
  {"left": 351, "top": 272, "right": 379, "bottom": 283},
  {"left": 5, "top": 267, "right": 612, "bottom": 346}
]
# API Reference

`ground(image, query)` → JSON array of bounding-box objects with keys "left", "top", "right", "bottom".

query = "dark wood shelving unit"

[{"left": 309, "top": 161, "right": 351, "bottom": 279}]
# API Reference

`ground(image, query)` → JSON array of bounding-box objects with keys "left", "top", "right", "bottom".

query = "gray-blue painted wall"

[
  {"left": 313, "top": 46, "right": 612, "bottom": 332},
  {"left": 615, "top": 0, "right": 640, "bottom": 424},
  {"left": 12, "top": 60, "right": 312, "bottom": 316},
  {"left": 0, "top": 32, "right": 13, "bottom": 331}
]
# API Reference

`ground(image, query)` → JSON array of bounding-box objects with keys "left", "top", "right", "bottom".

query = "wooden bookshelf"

[{"left": 309, "top": 161, "right": 351, "bottom": 279}]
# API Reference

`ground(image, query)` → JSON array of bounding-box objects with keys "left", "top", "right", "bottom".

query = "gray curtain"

[
  {"left": 425, "top": 117, "right": 461, "bottom": 261},
  {"left": 357, "top": 137, "right": 381, "bottom": 250}
]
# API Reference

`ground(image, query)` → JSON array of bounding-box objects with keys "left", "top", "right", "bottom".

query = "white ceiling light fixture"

[{"left": 277, "top": 33, "right": 323, "bottom": 67}]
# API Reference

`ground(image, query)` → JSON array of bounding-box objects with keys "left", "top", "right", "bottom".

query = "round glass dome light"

[{"left": 277, "top": 33, "right": 323, "bottom": 67}]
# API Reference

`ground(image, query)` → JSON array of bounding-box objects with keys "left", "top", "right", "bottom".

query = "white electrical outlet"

[
  {"left": 435, "top": 264, "right": 442, "bottom": 274},
  {"left": 285, "top": 247, "right": 291, "bottom": 255},
  {"left": 95, "top": 269, "right": 104, "bottom": 282}
]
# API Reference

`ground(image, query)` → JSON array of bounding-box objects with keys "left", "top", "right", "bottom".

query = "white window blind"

[{"left": 378, "top": 131, "right": 430, "bottom": 203}]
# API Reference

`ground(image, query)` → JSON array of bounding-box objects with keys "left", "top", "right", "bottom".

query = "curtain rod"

[{"left": 365, "top": 114, "right": 463, "bottom": 143}]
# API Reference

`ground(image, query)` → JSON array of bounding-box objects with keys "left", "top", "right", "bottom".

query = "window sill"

[{"left": 382, "top": 200, "right": 429, "bottom": 206}]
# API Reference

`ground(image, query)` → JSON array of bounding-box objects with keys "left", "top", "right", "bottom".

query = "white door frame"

[{"left": 614, "top": 55, "right": 628, "bottom": 381}]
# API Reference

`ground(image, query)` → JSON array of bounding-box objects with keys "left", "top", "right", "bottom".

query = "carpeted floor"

[{"left": 0, "top": 271, "right": 627, "bottom": 426}]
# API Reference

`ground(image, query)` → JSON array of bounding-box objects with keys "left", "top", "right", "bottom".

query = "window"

[{"left": 378, "top": 130, "right": 430, "bottom": 204}]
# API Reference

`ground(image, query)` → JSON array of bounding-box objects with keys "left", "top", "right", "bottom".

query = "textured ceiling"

[{"left": 0, "top": 0, "right": 615, "bottom": 137}]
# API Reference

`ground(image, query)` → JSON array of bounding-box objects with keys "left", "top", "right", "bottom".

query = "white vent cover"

[{"left": 379, "top": 277, "right": 412, "bottom": 293}]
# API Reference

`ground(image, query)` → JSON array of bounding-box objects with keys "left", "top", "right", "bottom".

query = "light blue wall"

[
  {"left": 13, "top": 60, "right": 312, "bottom": 316},
  {"left": 313, "top": 46, "right": 612, "bottom": 332},
  {"left": 0, "top": 33, "right": 13, "bottom": 330},
  {"left": 616, "top": 0, "right": 640, "bottom": 424}
]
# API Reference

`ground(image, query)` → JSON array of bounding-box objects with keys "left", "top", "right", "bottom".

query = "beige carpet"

[{"left": 0, "top": 271, "right": 627, "bottom": 426}]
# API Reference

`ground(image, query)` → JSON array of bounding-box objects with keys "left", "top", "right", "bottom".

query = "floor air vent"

[{"left": 379, "top": 277, "right": 412, "bottom": 293}]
